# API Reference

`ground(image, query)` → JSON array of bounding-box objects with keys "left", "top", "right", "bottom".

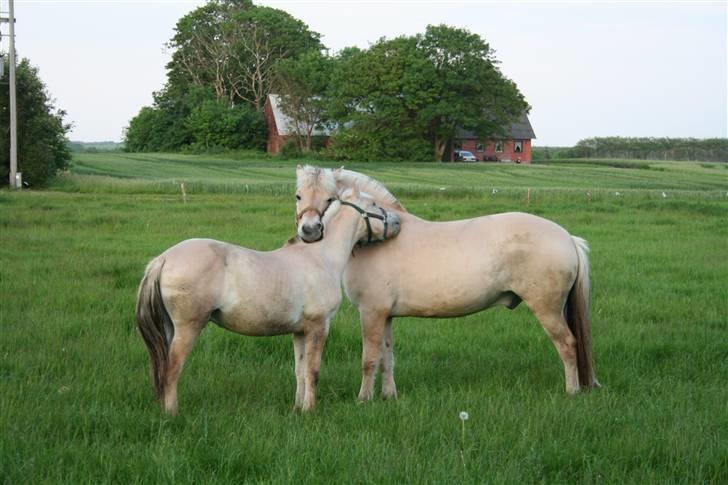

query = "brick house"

[
  {"left": 452, "top": 113, "right": 536, "bottom": 163},
  {"left": 264, "top": 94, "right": 333, "bottom": 154}
]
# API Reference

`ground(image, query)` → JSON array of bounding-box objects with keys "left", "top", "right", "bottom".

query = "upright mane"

[
  {"left": 296, "top": 165, "right": 337, "bottom": 194},
  {"left": 335, "top": 169, "right": 406, "bottom": 212}
]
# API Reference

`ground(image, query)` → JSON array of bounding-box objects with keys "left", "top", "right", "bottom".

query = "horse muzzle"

[
  {"left": 385, "top": 213, "right": 401, "bottom": 240},
  {"left": 299, "top": 220, "right": 323, "bottom": 242}
]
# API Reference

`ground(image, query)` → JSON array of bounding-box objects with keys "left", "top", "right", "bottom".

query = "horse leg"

[
  {"left": 358, "top": 310, "right": 387, "bottom": 401},
  {"left": 531, "top": 305, "right": 580, "bottom": 394},
  {"left": 301, "top": 320, "right": 330, "bottom": 412},
  {"left": 380, "top": 317, "right": 397, "bottom": 400},
  {"left": 292, "top": 332, "right": 306, "bottom": 410},
  {"left": 163, "top": 320, "right": 204, "bottom": 415}
]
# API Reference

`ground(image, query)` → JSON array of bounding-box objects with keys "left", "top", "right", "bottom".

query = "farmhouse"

[
  {"left": 452, "top": 113, "right": 536, "bottom": 163},
  {"left": 265, "top": 93, "right": 535, "bottom": 162},
  {"left": 264, "top": 94, "right": 333, "bottom": 154}
]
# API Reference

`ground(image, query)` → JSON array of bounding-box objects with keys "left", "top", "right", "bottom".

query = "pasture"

[{"left": 1, "top": 153, "right": 727, "bottom": 483}]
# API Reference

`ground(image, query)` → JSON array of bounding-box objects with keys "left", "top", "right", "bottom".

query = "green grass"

[{"left": 1, "top": 153, "right": 727, "bottom": 483}]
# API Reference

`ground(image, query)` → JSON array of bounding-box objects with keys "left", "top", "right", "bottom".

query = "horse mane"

[
  {"left": 335, "top": 169, "right": 407, "bottom": 212},
  {"left": 296, "top": 165, "right": 338, "bottom": 194},
  {"left": 297, "top": 164, "right": 406, "bottom": 212}
]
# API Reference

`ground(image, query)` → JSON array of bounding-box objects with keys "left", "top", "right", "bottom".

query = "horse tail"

[
  {"left": 566, "top": 236, "right": 599, "bottom": 389},
  {"left": 136, "top": 256, "right": 174, "bottom": 402}
]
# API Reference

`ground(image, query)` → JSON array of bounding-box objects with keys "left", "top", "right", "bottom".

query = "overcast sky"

[{"left": 7, "top": 0, "right": 727, "bottom": 146}]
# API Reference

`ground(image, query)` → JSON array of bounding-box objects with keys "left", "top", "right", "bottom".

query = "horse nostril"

[{"left": 315, "top": 222, "right": 322, "bottom": 230}]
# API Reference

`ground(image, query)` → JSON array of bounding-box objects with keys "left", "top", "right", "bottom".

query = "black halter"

[{"left": 339, "top": 201, "right": 389, "bottom": 245}]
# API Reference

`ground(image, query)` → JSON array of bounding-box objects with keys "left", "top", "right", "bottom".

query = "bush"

[{"left": 279, "top": 138, "right": 304, "bottom": 159}]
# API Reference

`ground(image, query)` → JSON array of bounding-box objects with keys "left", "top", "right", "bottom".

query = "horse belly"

[
  {"left": 214, "top": 301, "right": 302, "bottom": 336},
  {"left": 393, "top": 271, "right": 508, "bottom": 318}
]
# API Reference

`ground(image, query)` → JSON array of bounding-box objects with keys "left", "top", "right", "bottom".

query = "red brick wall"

[
  {"left": 264, "top": 99, "right": 285, "bottom": 154},
  {"left": 458, "top": 138, "right": 532, "bottom": 163}
]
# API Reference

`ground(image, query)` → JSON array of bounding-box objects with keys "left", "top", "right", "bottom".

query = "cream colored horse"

[
  {"left": 295, "top": 165, "right": 599, "bottom": 400},
  {"left": 136, "top": 187, "right": 401, "bottom": 414}
]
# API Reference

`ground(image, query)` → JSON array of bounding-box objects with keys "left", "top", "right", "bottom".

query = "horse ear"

[
  {"left": 334, "top": 166, "right": 343, "bottom": 175},
  {"left": 351, "top": 185, "right": 361, "bottom": 198},
  {"left": 296, "top": 164, "right": 303, "bottom": 172}
]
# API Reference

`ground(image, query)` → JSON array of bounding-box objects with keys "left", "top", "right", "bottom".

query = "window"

[
  {"left": 495, "top": 141, "right": 503, "bottom": 153},
  {"left": 514, "top": 141, "right": 523, "bottom": 153},
  {"left": 476, "top": 143, "right": 484, "bottom": 152}
]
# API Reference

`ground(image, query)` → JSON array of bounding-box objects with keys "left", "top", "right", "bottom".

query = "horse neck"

[{"left": 317, "top": 206, "right": 362, "bottom": 271}]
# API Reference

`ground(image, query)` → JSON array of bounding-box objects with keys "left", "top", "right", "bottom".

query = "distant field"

[
  {"left": 2, "top": 153, "right": 726, "bottom": 482},
  {"left": 64, "top": 152, "right": 728, "bottom": 195}
]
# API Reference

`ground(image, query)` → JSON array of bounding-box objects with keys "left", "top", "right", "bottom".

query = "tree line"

[
  {"left": 124, "top": 0, "right": 529, "bottom": 161},
  {"left": 535, "top": 137, "right": 727, "bottom": 163}
]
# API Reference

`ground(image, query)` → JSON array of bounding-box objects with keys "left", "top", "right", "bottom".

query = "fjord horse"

[
  {"left": 295, "top": 165, "right": 598, "bottom": 400},
  {"left": 136, "top": 187, "right": 401, "bottom": 414}
]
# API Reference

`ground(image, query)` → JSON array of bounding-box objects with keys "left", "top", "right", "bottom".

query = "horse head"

[
  {"left": 295, "top": 165, "right": 401, "bottom": 244},
  {"left": 333, "top": 186, "right": 401, "bottom": 245}
]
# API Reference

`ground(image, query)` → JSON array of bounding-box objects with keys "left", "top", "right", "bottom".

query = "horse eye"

[
  {"left": 296, "top": 194, "right": 301, "bottom": 201},
  {"left": 327, "top": 197, "right": 335, "bottom": 203}
]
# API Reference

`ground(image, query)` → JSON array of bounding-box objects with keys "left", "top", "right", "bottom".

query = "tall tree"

[
  {"left": 0, "top": 58, "right": 71, "bottom": 186},
  {"left": 167, "top": 0, "right": 322, "bottom": 110},
  {"left": 418, "top": 25, "right": 528, "bottom": 160},
  {"left": 327, "top": 40, "right": 436, "bottom": 161},
  {"left": 327, "top": 25, "right": 530, "bottom": 161}
]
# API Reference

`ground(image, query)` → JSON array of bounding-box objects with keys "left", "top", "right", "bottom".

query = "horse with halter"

[
  {"left": 136, "top": 187, "right": 401, "bottom": 414},
  {"left": 295, "top": 165, "right": 599, "bottom": 401}
]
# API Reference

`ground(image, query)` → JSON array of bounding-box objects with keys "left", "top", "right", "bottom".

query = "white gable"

[{"left": 268, "top": 94, "right": 333, "bottom": 137}]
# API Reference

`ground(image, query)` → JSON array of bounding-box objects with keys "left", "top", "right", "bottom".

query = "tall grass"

[{"left": 1, "top": 154, "right": 727, "bottom": 482}]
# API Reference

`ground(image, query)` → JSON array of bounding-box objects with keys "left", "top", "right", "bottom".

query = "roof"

[
  {"left": 457, "top": 113, "right": 536, "bottom": 140},
  {"left": 267, "top": 94, "right": 334, "bottom": 137}
]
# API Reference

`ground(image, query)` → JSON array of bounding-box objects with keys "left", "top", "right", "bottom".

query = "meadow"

[{"left": 1, "top": 153, "right": 727, "bottom": 483}]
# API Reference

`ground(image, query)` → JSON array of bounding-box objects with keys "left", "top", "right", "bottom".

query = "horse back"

[{"left": 344, "top": 212, "right": 580, "bottom": 317}]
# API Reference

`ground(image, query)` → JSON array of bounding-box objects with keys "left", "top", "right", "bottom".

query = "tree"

[
  {"left": 327, "top": 25, "right": 530, "bottom": 161},
  {"left": 275, "top": 50, "right": 334, "bottom": 153},
  {"left": 0, "top": 58, "right": 71, "bottom": 187},
  {"left": 167, "top": 0, "right": 321, "bottom": 110},
  {"left": 418, "top": 25, "right": 529, "bottom": 160},
  {"left": 327, "top": 41, "right": 435, "bottom": 161}
]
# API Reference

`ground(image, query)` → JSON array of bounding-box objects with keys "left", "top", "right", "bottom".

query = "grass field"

[{"left": 2, "top": 153, "right": 727, "bottom": 483}]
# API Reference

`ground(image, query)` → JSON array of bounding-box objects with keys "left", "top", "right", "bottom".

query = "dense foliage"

[
  {"left": 326, "top": 26, "right": 529, "bottom": 162},
  {"left": 0, "top": 58, "right": 71, "bottom": 187},
  {"left": 125, "top": 2, "right": 528, "bottom": 160},
  {"left": 124, "top": 0, "right": 319, "bottom": 152}
]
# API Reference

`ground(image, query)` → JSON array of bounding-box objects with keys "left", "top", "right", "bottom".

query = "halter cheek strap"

[{"left": 339, "top": 201, "right": 388, "bottom": 245}]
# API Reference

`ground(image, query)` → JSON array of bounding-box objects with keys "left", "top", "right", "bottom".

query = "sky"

[{"left": 6, "top": 0, "right": 727, "bottom": 146}]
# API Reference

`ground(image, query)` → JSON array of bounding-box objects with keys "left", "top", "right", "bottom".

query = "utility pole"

[{"left": 8, "top": 0, "right": 17, "bottom": 188}]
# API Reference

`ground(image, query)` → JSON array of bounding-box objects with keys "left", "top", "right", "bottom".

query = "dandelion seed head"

[{"left": 459, "top": 411, "right": 469, "bottom": 421}]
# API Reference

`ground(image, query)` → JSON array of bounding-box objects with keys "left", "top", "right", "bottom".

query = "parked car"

[{"left": 455, "top": 150, "right": 478, "bottom": 162}]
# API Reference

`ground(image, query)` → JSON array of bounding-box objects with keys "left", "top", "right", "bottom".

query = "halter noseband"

[
  {"left": 339, "top": 200, "right": 389, "bottom": 245},
  {"left": 295, "top": 205, "right": 327, "bottom": 241}
]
